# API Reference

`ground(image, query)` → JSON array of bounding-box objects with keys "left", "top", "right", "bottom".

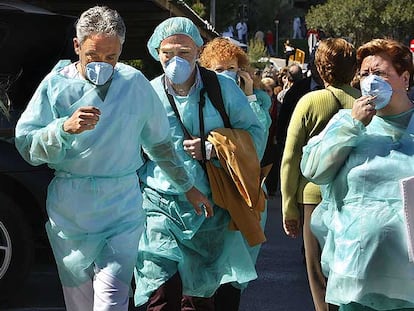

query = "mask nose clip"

[{"left": 85, "top": 62, "right": 114, "bottom": 86}]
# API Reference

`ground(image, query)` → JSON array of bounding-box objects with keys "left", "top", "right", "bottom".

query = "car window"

[{"left": 0, "top": 10, "right": 76, "bottom": 135}]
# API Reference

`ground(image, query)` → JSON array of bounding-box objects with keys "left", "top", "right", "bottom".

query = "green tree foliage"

[
  {"left": 247, "top": 38, "right": 267, "bottom": 64},
  {"left": 184, "top": 0, "right": 239, "bottom": 33},
  {"left": 248, "top": 0, "right": 300, "bottom": 36},
  {"left": 306, "top": 0, "right": 414, "bottom": 46},
  {"left": 121, "top": 59, "right": 143, "bottom": 70},
  {"left": 183, "top": 0, "right": 309, "bottom": 43},
  {"left": 213, "top": 1, "right": 240, "bottom": 33},
  {"left": 191, "top": 1, "right": 206, "bottom": 18}
]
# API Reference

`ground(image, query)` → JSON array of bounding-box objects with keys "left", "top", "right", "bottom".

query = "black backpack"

[
  {"left": 198, "top": 66, "right": 231, "bottom": 129},
  {"left": 165, "top": 66, "right": 232, "bottom": 163}
]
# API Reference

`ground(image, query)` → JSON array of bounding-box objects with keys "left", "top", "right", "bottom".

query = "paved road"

[
  {"left": 239, "top": 195, "right": 314, "bottom": 311},
  {"left": 1, "top": 195, "right": 314, "bottom": 311}
]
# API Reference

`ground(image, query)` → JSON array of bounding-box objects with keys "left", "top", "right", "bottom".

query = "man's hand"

[
  {"left": 63, "top": 106, "right": 101, "bottom": 134},
  {"left": 183, "top": 137, "right": 202, "bottom": 160},
  {"left": 183, "top": 137, "right": 216, "bottom": 160},
  {"left": 185, "top": 186, "right": 214, "bottom": 218}
]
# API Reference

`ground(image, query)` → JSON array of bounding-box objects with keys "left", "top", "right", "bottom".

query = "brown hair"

[
  {"left": 199, "top": 37, "right": 250, "bottom": 70},
  {"left": 357, "top": 38, "right": 414, "bottom": 87},
  {"left": 315, "top": 38, "right": 357, "bottom": 85}
]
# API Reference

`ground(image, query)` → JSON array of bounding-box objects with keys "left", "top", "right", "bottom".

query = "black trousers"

[
  {"left": 146, "top": 273, "right": 241, "bottom": 311},
  {"left": 285, "top": 50, "right": 295, "bottom": 65}
]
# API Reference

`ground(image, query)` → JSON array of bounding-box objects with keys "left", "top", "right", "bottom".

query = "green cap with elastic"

[{"left": 147, "top": 17, "right": 204, "bottom": 60}]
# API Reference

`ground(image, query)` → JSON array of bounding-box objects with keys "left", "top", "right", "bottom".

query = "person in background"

[
  {"left": 135, "top": 17, "right": 266, "bottom": 311},
  {"left": 307, "top": 28, "right": 320, "bottom": 56},
  {"left": 284, "top": 39, "right": 295, "bottom": 66},
  {"left": 277, "top": 63, "right": 303, "bottom": 105},
  {"left": 261, "top": 64, "right": 279, "bottom": 81},
  {"left": 265, "top": 30, "right": 275, "bottom": 56},
  {"left": 288, "top": 63, "right": 304, "bottom": 81},
  {"left": 14, "top": 6, "right": 212, "bottom": 311},
  {"left": 281, "top": 38, "right": 360, "bottom": 311},
  {"left": 273, "top": 67, "right": 288, "bottom": 103},
  {"left": 301, "top": 38, "right": 414, "bottom": 311},
  {"left": 261, "top": 76, "right": 279, "bottom": 194},
  {"left": 293, "top": 17, "right": 303, "bottom": 39},
  {"left": 236, "top": 19, "right": 248, "bottom": 44},
  {"left": 254, "top": 30, "right": 264, "bottom": 44},
  {"left": 261, "top": 77, "right": 277, "bottom": 103},
  {"left": 271, "top": 45, "right": 323, "bottom": 196},
  {"left": 199, "top": 37, "right": 272, "bottom": 140},
  {"left": 222, "top": 25, "right": 234, "bottom": 38},
  {"left": 276, "top": 45, "right": 322, "bottom": 159}
]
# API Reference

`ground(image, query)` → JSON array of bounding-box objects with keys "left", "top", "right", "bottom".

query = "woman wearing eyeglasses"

[{"left": 301, "top": 38, "right": 414, "bottom": 310}]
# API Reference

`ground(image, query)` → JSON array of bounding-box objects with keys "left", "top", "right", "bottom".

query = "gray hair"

[{"left": 76, "top": 6, "right": 126, "bottom": 45}]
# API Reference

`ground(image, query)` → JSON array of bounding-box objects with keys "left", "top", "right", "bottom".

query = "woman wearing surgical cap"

[
  {"left": 134, "top": 17, "right": 266, "bottom": 311},
  {"left": 301, "top": 38, "right": 414, "bottom": 310}
]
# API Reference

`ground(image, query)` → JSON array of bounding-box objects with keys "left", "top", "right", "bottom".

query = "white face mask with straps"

[
  {"left": 163, "top": 56, "right": 192, "bottom": 84},
  {"left": 360, "top": 74, "right": 393, "bottom": 110},
  {"left": 85, "top": 62, "right": 114, "bottom": 85}
]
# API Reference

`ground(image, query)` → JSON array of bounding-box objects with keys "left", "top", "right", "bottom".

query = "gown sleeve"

[
  {"left": 15, "top": 76, "right": 75, "bottom": 166},
  {"left": 250, "top": 89, "right": 272, "bottom": 133},
  {"left": 141, "top": 82, "right": 194, "bottom": 193},
  {"left": 300, "top": 110, "right": 365, "bottom": 185}
]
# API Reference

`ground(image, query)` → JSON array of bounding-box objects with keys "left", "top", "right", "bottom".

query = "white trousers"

[{"left": 63, "top": 267, "right": 130, "bottom": 311}]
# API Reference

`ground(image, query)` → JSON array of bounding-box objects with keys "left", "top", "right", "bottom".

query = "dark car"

[{"left": 0, "top": 1, "right": 76, "bottom": 301}]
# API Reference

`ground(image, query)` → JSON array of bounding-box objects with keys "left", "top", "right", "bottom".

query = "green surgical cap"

[{"left": 147, "top": 17, "right": 204, "bottom": 60}]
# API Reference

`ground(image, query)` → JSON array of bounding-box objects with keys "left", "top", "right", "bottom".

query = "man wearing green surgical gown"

[
  {"left": 14, "top": 6, "right": 211, "bottom": 311},
  {"left": 134, "top": 17, "right": 267, "bottom": 311}
]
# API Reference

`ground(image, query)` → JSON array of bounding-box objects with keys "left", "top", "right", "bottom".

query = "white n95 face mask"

[
  {"left": 360, "top": 74, "right": 393, "bottom": 110},
  {"left": 85, "top": 62, "right": 114, "bottom": 86},
  {"left": 164, "top": 56, "right": 192, "bottom": 84}
]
